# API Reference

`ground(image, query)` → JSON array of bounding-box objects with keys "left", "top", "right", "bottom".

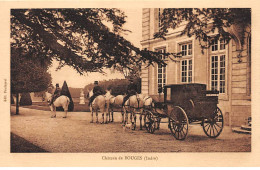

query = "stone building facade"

[{"left": 140, "top": 8, "right": 251, "bottom": 127}]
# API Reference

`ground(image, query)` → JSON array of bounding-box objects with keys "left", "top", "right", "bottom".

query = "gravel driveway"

[{"left": 11, "top": 106, "right": 251, "bottom": 152}]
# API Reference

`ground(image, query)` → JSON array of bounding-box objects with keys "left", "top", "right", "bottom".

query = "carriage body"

[
  {"left": 163, "top": 83, "right": 219, "bottom": 120},
  {"left": 144, "top": 83, "right": 224, "bottom": 140}
]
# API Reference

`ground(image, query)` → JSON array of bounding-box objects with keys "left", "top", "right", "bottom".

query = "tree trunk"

[{"left": 16, "top": 93, "right": 19, "bottom": 115}]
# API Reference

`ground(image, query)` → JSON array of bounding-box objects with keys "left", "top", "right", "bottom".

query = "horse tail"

[{"left": 67, "top": 97, "right": 70, "bottom": 105}]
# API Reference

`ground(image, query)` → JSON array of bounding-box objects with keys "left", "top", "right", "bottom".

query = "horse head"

[
  {"left": 45, "top": 92, "right": 52, "bottom": 103},
  {"left": 104, "top": 89, "right": 112, "bottom": 99},
  {"left": 86, "top": 89, "right": 93, "bottom": 99}
]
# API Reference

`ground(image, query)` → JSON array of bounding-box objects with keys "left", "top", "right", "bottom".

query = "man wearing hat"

[
  {"left": 49, "top": 83, "right": 61, "bottom": 105},
  {"left": 88, "top": 81, "right": 104, "bottom": 106},
  {"left": 122, "top": 78, "right": 137, "bottom": 106}
]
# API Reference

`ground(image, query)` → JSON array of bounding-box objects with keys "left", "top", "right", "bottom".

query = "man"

[
  {"left": 122, "top": 78, "right": 137, "bottom": 106},
  {"left": 88, "top": 81, "right": 104, "bottom": 106},
  {"left": 49, "top": 83, "right": 61, "bottom": 105}
]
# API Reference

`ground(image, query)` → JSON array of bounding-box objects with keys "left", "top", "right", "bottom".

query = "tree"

[
  {"left": 155, "top": 8, "right": 251, "bottom": 52},
  {"left": 11, "top": 47, "right": 52, "bottom": 114},
  {"left": 11, "top": 9, "right": 170, "bottom": 76},
  {"left": 11, "top": 94, "right": 15, "bottom": 104},
  {"left": 19, "top": 93, "right": 32, "bottom": 106}
]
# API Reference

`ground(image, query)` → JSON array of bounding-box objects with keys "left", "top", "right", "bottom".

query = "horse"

[
  {"left": 45, "top": 92, "right": 70, "bottom": 118},
  {"left": 123, "top": 94, "right": 154, "bottom": 130},
  {"left": 87, "top": 89, "right": 108, "bottom": 124},
  {"left": 104, "top": 90, "right": 125, "bottom": 123}
]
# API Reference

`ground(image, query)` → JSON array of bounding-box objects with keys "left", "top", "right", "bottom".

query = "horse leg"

[
  {"left": 130, "top": 111, "right": 132, "bottom": 124},
  {"left": 157, "top": 118, "right": 161, "bottom": 130},
  {"left": 111, "top": 110, "right": 114, "bottom": 122},
  {"left": 53, "top": 107, "right": 57, "bottom": 118},
  {"left": 90, "top": 108, "right": 94, "bottom": 123},
  {"left": 101, "top": 112, "right": 104, "bottom": 124},
  {"left": 50, "top": 105, "right": 56, "bottom": 118},
  {"left": 109, "top": 108, "right": 112, "bottom": 123},
  {"left": 108, "top": 108, "right": 110, "bottom": 122},
  {"left": 63, "top": 109, "right": 67, "bottom": 118},
  {"left": 96, "top": 110, "right": 99, "bottom": 123},
  {"left": 105, "top": 111, "right": 108, "bottom": 124},
  {"left": 121, "top": 108, "right": 124, "bottom": 124},
  {"left": 140, "top": 114, "right": 143, "bottom": 130},
  {"left": 123, "top": 107, "right": 127, "bottom": 125},
  {"left": 63, "top": 105, "right": 68, "bottom": 118},
  {"left": 132, "top": 112, "right": 136, "bottom": 130}
]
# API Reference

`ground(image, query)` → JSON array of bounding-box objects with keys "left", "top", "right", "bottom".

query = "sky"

[{"left": 48, "top": 8, "right": 142, "bottom": 88}]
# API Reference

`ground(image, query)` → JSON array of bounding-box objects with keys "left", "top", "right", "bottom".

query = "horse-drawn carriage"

[{"left": 143, "top": 83, "right": 224, "bottom": 140}]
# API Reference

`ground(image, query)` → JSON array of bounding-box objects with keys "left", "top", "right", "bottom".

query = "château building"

[{"left": 140, "top": 8, "right": 251, "bottom": 127}]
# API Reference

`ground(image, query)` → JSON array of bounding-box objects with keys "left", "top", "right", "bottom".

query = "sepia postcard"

[{"left": 0, "top": 0, "right": 260, "bottom": 167}]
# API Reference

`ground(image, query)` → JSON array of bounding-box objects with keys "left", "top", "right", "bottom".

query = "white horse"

[
  {"left": 104, "top": 90, "right": 125, "bottom": 123},
  {"left": 87, "top": 90, "right": 108, "bottom": 124},
  {"left": 124, "top": 94, "right": 154, "bottom": 130},
  {"left": 45, "top": 92, "right": 70, "bottom": 118}
]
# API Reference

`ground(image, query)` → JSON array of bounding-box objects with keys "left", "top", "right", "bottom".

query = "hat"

[
  {"left": 56, "top": 83, "right": 59, "bottom": 87},
  {"left": 94, "top": 81, "right": 98, "bottom": 85}
]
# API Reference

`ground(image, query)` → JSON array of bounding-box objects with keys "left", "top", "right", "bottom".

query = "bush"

[
  {"left": 19, "top": 93, "right": 32, "bottom": 106},
  {"left": 84, "top": 78, "right": 141, "bottom": 96},
  {"left": 56, "top": 81, "right": 74, "bottom": 111}
]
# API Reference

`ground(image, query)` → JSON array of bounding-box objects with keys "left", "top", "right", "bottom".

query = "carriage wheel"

[
  {"left": 202, "top": 107, "right": 224, "bottom": 138},
  {"left": 168, "top": 106, "right": 189, "bottom": 140},
  {"left": 144, "top": 110, "right": 156, "bottom": 134}
]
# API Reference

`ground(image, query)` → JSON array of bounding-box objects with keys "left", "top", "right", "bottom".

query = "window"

[
  {"left": 211, "top": 39, "right": 226, "bottom": 52},
  {"left": 210, "top": 38, "right": 227, "bottom": 94},
  {"left": 181, "top": 59, "right": 192, "bottom": 83},
  {"left": 181, "top": 43, "right": 192, "bottom": 56},
  {"left": 157, "top": 48, "right": 166, "bottom": 93},
  {"left": 211, "top": 55, "right": 226, "bottom": 93},
  {"left": 179, "top": 42, "right": 193, "bottom": 83}
]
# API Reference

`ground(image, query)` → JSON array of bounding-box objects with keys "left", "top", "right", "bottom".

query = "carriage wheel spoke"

[
  {"left": 213, "top": 124, "right": 219, "bottom": 135},
  {"left": 206, "top": 123, "right": 211, "bottom": 133},
  {"left": 204, "top": 123, "right": 210, "bottom": 129},
  {"left": 211, "top": 125, "right": 215, "bottom": 136},
  {"left": 180, "top": 129, "right": 185, "bottom": 138}
]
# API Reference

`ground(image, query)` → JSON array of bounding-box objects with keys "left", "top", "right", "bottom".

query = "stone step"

[
  {"left": 241, "top": 125, "right": 251, "bottom": 131},
  {"left": 232, "top": 127, "right": 251, "bottom": 134}
]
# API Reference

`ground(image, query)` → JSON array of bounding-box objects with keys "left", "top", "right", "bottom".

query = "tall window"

[
  {"left": 181, "top": 59, "right": 192, "bottom": 83},
  {"left": 210, "top": 39, "right": 227, "bottom": 94},
  {"left": 180, "top": 42, "right": 193, "bottom": 83},
  {"left": 157, "top": 48, "right": 166, "bottom": 93}
]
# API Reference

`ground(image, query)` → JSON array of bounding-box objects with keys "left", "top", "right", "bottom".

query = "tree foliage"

[
  {"left": 11, "top": 9, "right": 169, "bottom": 75},
  {"left": 155, "top": 8, "right": 251, "bottom": 50},
  {"left": 11, "top": 47, "right": 52, "bottom": 94}
]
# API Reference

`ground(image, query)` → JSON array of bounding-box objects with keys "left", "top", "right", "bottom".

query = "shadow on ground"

[{"left": 11, "top": 133, "right": 48, "bottom": 153}]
